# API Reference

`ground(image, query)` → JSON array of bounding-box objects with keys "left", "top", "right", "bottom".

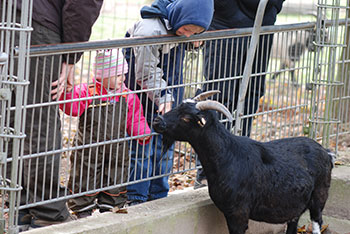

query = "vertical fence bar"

[
  {"left": 0, "top": 0, "right": 32, "bottom": 233},
  {"left": 234, "top": 0, "right": 268, "bottom": 135},
  {"left": 309, "top": 0, "right": 344, "bottom": 147},
  {"left": 9, "top": 0, "right": 32, "bottom": 233}
]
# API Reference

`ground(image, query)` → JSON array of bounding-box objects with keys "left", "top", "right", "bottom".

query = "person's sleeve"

[
  {"left": 61, "top": 0, "right": 103, "bottom": 63},
  {"left": 126, "top": 93, "right": 151, "bottom": 145},
  {"left": 59, "top": 84, "right": 91, "bottom": 117},
  {"left": 132, "top": 20, "right": 174, "bottom": 107}
]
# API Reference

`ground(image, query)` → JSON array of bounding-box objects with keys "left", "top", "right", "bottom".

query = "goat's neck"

[{"left": 189, "top": 121, "right": 236, "bottom": 175}]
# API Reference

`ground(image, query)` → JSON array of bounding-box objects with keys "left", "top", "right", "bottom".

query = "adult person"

[
  {"left": 3, "top": 0, "right": 103, "bottom": 230},
  {"left": 195, "top": 0, "right": 285, "bottom": 188},
  {"left": 124, "top": 0, "right": 214, "bottom": 205}
]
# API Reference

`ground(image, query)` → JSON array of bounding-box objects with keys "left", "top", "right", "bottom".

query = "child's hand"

[
  {"left": 139, "top": 135, "right": 151, "bottom": 143},
  {"left": 51, "top": 62, "right": 74, "bottom": 100},
  {"left": 158, "top": 101, "right": 172, "bottom": 115}
]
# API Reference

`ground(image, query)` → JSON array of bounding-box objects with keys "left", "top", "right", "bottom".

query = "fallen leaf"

[
  {"left": 111, "top": 207, "right": 128, "bottom": 214},
  {"left": 297, "top": 225, "right": 306, "bottom": 233},
  {"left": 300, "top": 223, "right": 329, "bottom": 233},
  {"left": 321, "top": 224, "right": 329, "bottom": 233},
  {"left": 307, "top": 223, "right": 312, "bottom": 233}
]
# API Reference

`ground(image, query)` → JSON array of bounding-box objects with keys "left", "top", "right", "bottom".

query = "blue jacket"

[{"left": 141, "top": 0, "right": 171, "bottom": 20}]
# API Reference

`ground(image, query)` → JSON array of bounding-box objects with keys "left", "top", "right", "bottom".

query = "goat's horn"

[
  {"left": 195, "top": 100, "right": 233, "bottom": 122},
  {"left": 193, "top": 90, "right": 221, "bottom": 102}
]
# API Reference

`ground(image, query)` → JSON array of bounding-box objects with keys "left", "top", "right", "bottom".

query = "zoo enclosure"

[{"left": 1, "top": 0, "right": 350, "bottom": 233}]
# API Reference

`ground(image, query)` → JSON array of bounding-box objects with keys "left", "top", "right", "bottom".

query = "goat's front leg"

[
  {"left": 286, "top": 216, "right": 299, "bottom": 234},
  {"left": 224, "top": 213, "right": 249, "bottom": 234}
]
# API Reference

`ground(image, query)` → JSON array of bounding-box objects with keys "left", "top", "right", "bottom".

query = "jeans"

[{"left": 127, "top": 131, "right": 174, "bottom": 202}]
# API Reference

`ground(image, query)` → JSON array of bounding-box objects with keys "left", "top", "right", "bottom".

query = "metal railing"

[{"left": 9, "top": 19, "right": 347, "bottom": 200}]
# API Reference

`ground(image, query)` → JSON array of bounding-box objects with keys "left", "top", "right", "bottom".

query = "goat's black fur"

[{"left": 153, "top": 101, "right": 333, "bottom": 234}]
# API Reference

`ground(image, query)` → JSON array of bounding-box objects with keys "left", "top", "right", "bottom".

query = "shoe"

[
  {"left": 193, "top": 179, "right": 208, "bottom": 190},
  {"left": 75, "top": 210, "right": 93, "bottom": 219},
  {"left": 97, "top": 203, "right": 114, "bottom": 213},
  {"left": 18, "top": 210, "right": 32, "bottom": 232},
  {"left": 126, "top": 200, "right": 144, "bottom": 207},
  {"left": 99, "top": 208, "right": 111, "bottom": 213},
  {"left": 30, "top": 215, "right": 76, "bottom": 229}
]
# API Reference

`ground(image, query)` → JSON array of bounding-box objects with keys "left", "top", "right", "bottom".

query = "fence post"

[
  {"left": 0, "top": 0, "right": 32, "bottom": 233},
  {"left": 234, "top": 0, "right": 269, "bottom": 135},
  {"left": 309, "top": 0, "right": 344, "bottom": 147}
]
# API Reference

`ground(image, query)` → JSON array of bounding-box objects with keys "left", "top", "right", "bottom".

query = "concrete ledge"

[
  {"left": 324, "top": 165, "right": 350, "bottom": 220},
  {"left": 24, "top": 166, "right": 350, "bottom": 234},
  {"left": 25, "top": 187, "right": 285, "bottom": 234}
]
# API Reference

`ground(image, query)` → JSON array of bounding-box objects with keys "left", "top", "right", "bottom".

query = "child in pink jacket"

[{"left": 59, "top": 49, "right": 151, "bottom": 218}]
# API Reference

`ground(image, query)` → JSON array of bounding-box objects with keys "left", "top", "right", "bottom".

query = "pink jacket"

[{"left": 59, "top": 81, "right": 151, "bottom": 144}]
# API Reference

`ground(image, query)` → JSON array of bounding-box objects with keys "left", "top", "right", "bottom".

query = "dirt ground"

[{"left": 335, "top": 134, "right": 350, "bottom": 165}]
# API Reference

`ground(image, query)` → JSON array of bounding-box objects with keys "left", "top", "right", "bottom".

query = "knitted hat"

[{"left": 94, "top": 49, "right": 128, "bottom": 79}]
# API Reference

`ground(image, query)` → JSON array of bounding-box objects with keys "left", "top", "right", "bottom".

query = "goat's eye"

[{"left": 181, "top": 117, "right": 190, "bottom": 123}]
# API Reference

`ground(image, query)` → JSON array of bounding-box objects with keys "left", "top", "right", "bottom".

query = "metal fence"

[
  {"left": 1, "top": 0, "right": 350, "bottom": 233},
  {"left": 1, "top": 0, "right": 32, "bottom": 233}
]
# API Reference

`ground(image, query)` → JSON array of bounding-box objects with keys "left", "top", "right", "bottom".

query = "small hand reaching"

[{"left": 158, "top": 101, "right": 172, "bottom": 115}]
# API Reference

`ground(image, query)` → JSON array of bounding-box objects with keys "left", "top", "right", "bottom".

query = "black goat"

[{"left": 153, "top": 91, "right": 334, "bottom": 234}]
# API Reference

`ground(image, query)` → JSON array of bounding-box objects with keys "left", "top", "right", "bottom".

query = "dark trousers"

[
  {"left": 203, "top": 34, "right": 273, "bottom": 135},
  {"left": 7, "top": 19, "right": 70, "bottom": 221}
]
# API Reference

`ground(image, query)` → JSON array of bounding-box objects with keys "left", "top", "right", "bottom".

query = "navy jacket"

[{"left": 211, "top": 0, "right": 284, "bottom": 29}]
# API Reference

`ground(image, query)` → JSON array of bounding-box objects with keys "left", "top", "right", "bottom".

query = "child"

[
  {"left": 59, "top": 49, "right": 151, "bottom": 218},
  {"left": 124, "top": 0, "right": 214, "bottom": 205}
]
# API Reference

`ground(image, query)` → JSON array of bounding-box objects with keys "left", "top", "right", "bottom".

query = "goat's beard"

[{"left": 161, "top": 136, "right": 175, "bottom": 156}]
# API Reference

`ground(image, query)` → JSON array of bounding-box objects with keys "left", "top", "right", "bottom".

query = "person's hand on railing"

[
  {"left": 192, "top": 41, "right": 203, "bottom": 48},
  {"left": 51, "top": 62, "right": 74, "bottom": 100}
]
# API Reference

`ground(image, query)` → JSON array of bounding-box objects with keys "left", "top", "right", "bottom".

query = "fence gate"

[
  {"left": 309, "top": 0, "right": 349, "bottom": 149},
  {"left": 0, "top": 1, "right": 32, "bottom": 233}
]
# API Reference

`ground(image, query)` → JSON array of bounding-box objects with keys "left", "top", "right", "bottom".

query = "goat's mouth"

[
  {"left": 153, "top": 116, "right": 166, "bottom": 133},
  {"left": 152, "top": 116, "right": 175, "bottom": 154}
]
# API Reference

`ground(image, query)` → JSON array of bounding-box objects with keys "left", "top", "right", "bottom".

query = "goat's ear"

[{"left": 196, "top": 115, "right": 206, "bottom": 127}]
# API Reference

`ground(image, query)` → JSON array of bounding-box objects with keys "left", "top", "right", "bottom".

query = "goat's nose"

[{"left": 153, "top": 116, "right": 166, "bottom": 133}]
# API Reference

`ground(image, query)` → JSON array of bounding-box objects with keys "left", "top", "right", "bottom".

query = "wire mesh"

[
  {"left": 0, "top": 0, "right": 32, "bottom": 233},
  {"left": 16, "top": 18, "right": 346, "bottom": 206}
]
